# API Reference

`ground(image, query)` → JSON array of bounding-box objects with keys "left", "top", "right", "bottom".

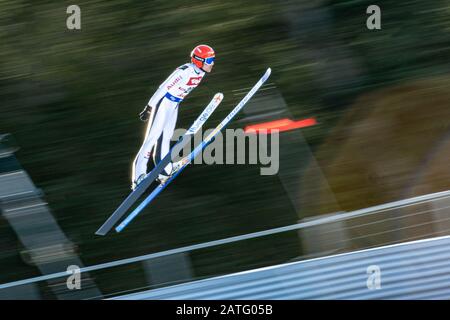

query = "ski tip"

[
  {"left": 266, "top": 67, "right": 272, "bottom": 76},
  {"left": 214, "top": 92, "right": 224, "bottom": 100}
]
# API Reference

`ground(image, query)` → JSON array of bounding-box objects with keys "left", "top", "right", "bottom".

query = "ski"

[
  {"left": 95, "top": 92, "right": 224, "bottom": 235},
  {"left": 115, "top": 68, "right": 272, "bottom": 232}
]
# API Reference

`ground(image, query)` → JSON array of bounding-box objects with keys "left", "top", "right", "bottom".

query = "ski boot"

[
  {"left": 131, "top": 173, "right": 146, "bottom": 191},
  {"left": 157, "top": 173, "right": 170, "bottom": 185},
  {"left": 156, "top": 160, "right": 184, "bottom": 185},
  {"left": 172, "top": 159, "right": 187, "bottom": 174}
]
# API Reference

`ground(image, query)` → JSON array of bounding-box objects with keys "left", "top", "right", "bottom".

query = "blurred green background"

[{"left": 1, "top": 0, "right": 450, "bottom": 298}]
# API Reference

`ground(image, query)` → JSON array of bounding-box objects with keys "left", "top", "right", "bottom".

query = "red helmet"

[{"left": 190, "top": 45, "right": 215, "bottom": 69}]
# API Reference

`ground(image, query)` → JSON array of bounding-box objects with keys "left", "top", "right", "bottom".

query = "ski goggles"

[
  {"left": 193, "top": 55, "right": 215, "bottom": 65},
  {"left": 204, "top": 56, "right": 215, "bottom": 65}
]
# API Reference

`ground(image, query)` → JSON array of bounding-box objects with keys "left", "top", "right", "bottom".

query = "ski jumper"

[{"left": 133, "top": 63, "right": 205, "bottom": 182}]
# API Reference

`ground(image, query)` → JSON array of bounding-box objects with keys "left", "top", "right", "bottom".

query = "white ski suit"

[{"left": 132, "top": 63, "right": 206, "bottom": 183}]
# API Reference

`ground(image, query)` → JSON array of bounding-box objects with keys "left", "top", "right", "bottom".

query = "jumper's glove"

[{"left": 139, "top": 105, "right": 152, "bottom": 122}]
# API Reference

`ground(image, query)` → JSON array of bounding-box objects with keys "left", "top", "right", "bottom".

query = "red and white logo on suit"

[{"left": 186, "top": 76, "right": 203, "bottom": 86}]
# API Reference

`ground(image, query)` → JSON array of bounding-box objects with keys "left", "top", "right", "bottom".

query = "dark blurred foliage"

[{"left": 1, "top": 0, "right": 450, "bottom": 296}]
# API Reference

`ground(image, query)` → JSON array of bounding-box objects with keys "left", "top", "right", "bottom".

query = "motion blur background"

[{"left": 0, "top": 0, "right": 449, "bottom": 299}]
